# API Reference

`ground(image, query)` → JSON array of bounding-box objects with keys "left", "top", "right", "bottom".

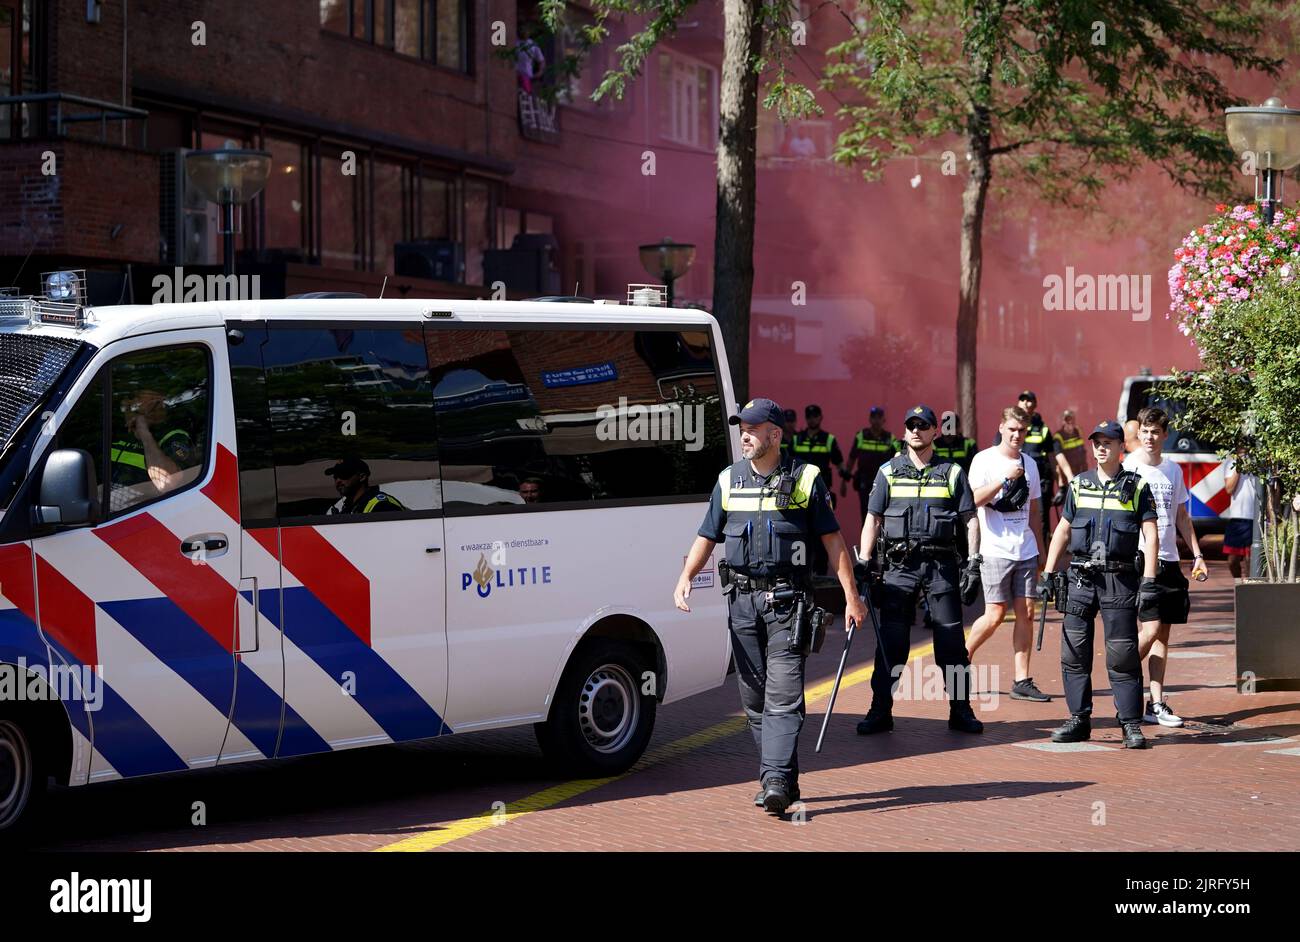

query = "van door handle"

[
  {"left": 426, "top": 546, "right": 442, "bottom": 554},
  {"left": 181, "top": 534, "right": 229, "bottom": 560}
]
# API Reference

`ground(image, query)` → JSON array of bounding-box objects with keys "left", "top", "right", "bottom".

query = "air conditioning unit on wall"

[{"left": 159, "top": 149, "right": 215, "bottom": 266}]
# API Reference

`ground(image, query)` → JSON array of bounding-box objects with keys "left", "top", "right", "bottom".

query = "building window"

[
  {"left": 658, "top": 52, "right": 716, "bottom": 149},
  {"left": 372, "top": 156, "right": 408, "bottom": 275},
  {"left": 319, "top": 146, "right": 364, "bottom": 270},
  {"left": 260, "top": 136, "right": 308, "bottom": 261},
  {"left": 323, "top": 0, "right": 470, "bottom": 72}
]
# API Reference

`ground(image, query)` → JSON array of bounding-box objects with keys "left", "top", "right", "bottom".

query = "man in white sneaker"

[
  {"left": 964, "top": 406, "right": 1051, "bottom": 702},
  {"left": 1124, "top": 406, "right": 1209, "bottom": 728}
]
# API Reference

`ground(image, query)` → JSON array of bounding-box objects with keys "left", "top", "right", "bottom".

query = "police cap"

[
  {"left": 1087, "top": 420, "right": 1125, "bottom": 443},
  {"left": 729, "top": 398, "right": 785, "bottom": 428},
  {"left": 325, "top": 457, "right": 371, "bottom": 478},
  {"left": 903, "top": 404, "right": 938, "bottom": 427}
]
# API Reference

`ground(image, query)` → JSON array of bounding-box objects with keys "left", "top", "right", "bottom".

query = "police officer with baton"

[
  {"left": 674, "top": 398, "right": 866, "bottom": 815},
  {"left": 856, "top": 405, "right": 985, "bottom": 736}
]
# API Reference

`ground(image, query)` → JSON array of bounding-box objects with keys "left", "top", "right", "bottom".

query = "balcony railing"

[{"left": 0, "top": 93, "right": 149, "bottom": 147}]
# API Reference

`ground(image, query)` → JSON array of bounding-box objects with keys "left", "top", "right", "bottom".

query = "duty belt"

[
  {"left": 885, "top": 543, "right": 960, "bottom": 565},
  {"left": 1069, "top": 557, "right": 1136, "bottom": 574},
  {"left": 731, "top": 572, "right": 795, "bottom": 592}
]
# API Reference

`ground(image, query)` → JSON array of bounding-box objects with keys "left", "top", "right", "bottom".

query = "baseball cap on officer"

[
  {"left": 903, "top": 404, "right": 937, "bottom": 428},
  {"left": 729, "top": 398, "right": 785, "bottom": 427},
  {"left": 1019, "top": 390, "right": 1037, "bottom": 403},
  {"left": 1087, "top": 420, "right": 1125, "bottom": 442},
  {"left": 869, "top": 405, "right": 885, "bottom": 417},
  {"left": 325, "top": 457, "right": 371, "bottom": 477}
]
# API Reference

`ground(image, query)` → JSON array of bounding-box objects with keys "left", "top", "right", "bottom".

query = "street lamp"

[
  {"left": 1223, "top": 98, "right": 1300, "bottom": 579},
  {"left": 185, "top": 148, "right": 273, "bottom": 276},
  {"left": 638, "top": 238, "right": 696, "bottom": 307},
  {"left": 1225, "top": 97, "right": 1300, "bottom": 227}
]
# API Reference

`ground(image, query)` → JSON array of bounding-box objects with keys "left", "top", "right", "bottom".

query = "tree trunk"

[
  {"left": 956, "top": 121, "right": 991, "bottom": 443},
  {"left": 713, "top": 0, "right": 761, "bottom": 404}
]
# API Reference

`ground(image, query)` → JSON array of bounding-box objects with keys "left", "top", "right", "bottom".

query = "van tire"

[
  {"left": 535, "top": 640, "right": 656, "bottom": 776},
  {"left": 0, "top": 715, "right": 45, "bottom": 843}
]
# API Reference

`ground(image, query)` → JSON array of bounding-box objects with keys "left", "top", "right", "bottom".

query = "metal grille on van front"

[{"left": 0, "top": 333, "right": 84, "bottom": 444}]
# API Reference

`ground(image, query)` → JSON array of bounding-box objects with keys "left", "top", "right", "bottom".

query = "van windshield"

[{"left": 0, "top": 332, "right": 89, "bottom": 510}]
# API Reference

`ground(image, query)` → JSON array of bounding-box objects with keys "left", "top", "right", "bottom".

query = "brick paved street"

[{"left": 30, "top": 562, "right": 1300, "bottom": 852}]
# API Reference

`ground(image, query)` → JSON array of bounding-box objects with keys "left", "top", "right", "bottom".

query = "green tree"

[
  {"left": 825, "top": 0, "right": 1280, "bottom": 441},
  {"left": 538, "top": 0, "right": 820, "bottom": 403},
  {"left": 1162, "top": 269, "right": 1300, "bottom": 582}
]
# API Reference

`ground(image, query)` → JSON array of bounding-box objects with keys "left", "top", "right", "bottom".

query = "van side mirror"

[{"left": 35, "top": 448, "right": 100, "bottom": 528}]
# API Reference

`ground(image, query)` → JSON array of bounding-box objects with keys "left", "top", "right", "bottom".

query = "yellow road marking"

[{"left": 376, "top": 639, "right": 937, "bottom": 852}]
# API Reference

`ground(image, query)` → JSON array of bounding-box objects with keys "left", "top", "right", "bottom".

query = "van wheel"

[
  {"left": 0, "top": 717, "right": 44, "bottom": 842},
  {"left": 535, "top": 641, "right": 656, "bottom": 776}
]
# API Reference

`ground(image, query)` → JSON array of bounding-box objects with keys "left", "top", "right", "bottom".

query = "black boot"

[
  {"left": 948, "top": 702, "right": 984, "bottom": 734},
  {"left": 856, "top": 709, "right": 894, "bottom": 735},
  {"left": 755, "top": 782, "right": 800, "bottom": 806},
  {"left": 1051, "top": 714, "right": 1091, "bottom": 743},
  {"left": 761, "top": 776, "right": 795, "bottom": 815},
  {"left": 1120, "top": 718, "right": 1148, "bottom": 749}
]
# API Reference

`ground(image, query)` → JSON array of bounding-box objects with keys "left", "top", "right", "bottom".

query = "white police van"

[{"left": 0, "top": 278, "right": 735, "bottom": 837}]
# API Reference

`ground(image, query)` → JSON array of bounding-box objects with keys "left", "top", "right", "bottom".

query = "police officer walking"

[
  {"left": 1040, "top": 420, "right": 1159, "bottom": 749},
  {"left": 845, "top": 405, "right": 899, "bottom": 528},
  {"left": 792, "top": 404, "right": 846, "bottom": 575},
  {"left": 856, "top": 405, "right": 985, "bottom": 736},
  {"left": 674, "top": 398, "right": 866, "bottom": 815},
  {"left": 932, "top": 411, "right": 978, "bottom": 473}
]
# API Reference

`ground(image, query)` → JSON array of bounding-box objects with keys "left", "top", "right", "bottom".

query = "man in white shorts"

[
  {"left": 1124, "top": 406, "right": 1209, "bottom": 727},
  {"left": 964, "top": 406, "right": 1051, "bottom": 702}
]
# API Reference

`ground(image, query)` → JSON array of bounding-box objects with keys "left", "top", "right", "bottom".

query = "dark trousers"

[
  {"left": 1039, "top": 476, "right": 1055, "bottom": 550},
  {"left": 869, "top": 556, "right": 972, "bottom": 712},
  {"left": 1059, "top": 570, "right": 1144, "bottom": 722},
  {"left": 727, "top": 587, "right": 806, "bottom": 787}
]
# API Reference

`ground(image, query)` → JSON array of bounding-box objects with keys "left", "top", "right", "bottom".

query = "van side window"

[
  {"left": 425, "top": 327, "right": 728, "bottom": 510},
  {"left": 54, "top": 370, "right": 108, "bottom": 511},
  {"left": 105, "top": 347, "right": 210, "bottom": 517},
  {"left": 263, "top": 327, "right": 439, "bottom": 519}
]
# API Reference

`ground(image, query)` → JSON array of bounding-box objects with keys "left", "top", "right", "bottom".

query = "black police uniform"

[
  {"left": 848, "top": 427, "right": 899, "bottom": 527},
  {"left": 791, "top": 428, "right": 843, "bottom": 575},
  {"left": 327, "top": 485, "right": 405, "bottom": 515},
  {"left": 994, "top": 412, "right": 1060, "bottom": 548},
  {"left": 698, "top": 453, "right": 839, "bottom": 796},
  {"left": 862, "top": 418, "right": 980, "bottom": 728},
  {"left": 1056, "top": 468, "right": 1156, "bottom": 725},
  {"left": 932, "top": 434, "right": 977, "bottom": 472}
]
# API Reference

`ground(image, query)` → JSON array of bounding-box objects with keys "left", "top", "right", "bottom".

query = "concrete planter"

[{"left": 1235, "top": 581, "right": 1300, "bottom": 691}]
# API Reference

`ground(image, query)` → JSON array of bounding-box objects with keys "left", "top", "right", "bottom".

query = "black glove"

[
  {"left": 1051, "top": 490, "right": 1065, "bottom": 507},
  {"left": 959, "top": 554, "right": 982, "bottom": 606},
  {"left": 1139, "top": 576, "right": 1160, "bottom": 610},
  {"left": 1038, "top": 571, "right": 1057, "bottom": 602}
]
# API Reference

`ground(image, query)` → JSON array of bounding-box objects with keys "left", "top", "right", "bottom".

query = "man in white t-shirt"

[
  {"left": 964, "top": 406, "right": 1050, "bottom": 702},
  {"left": 1222, "top": 455, "right": 1257, "bottom": 580},
  {"left": 1123, "top": 406, "right": 1209, "bottom": 728}
]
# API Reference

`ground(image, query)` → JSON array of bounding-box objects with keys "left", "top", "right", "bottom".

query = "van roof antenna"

[{"left": 380, "top": 276, "right": 389, "bottom": 299}]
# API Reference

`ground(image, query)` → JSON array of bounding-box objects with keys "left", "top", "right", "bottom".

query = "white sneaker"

[
  {"left": 1142, "top": 700, "right": 1159, "bottom": 724},
  {"left": 1151, "top": 700, "right": 1184, "bottom": 728}
]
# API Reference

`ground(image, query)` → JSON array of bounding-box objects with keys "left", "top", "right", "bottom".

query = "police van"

[
  {"left": 0, "top": 278, "right": 735, "bottom": 836},
  {"left": 1118, "top": 372, "right": 1226, "bottom": 534}
]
